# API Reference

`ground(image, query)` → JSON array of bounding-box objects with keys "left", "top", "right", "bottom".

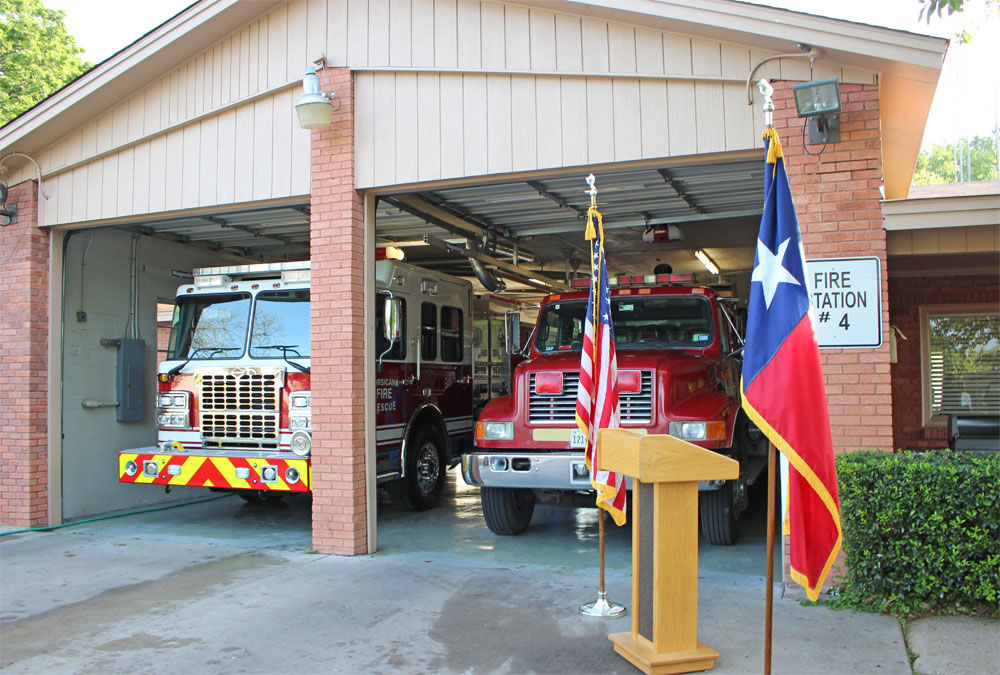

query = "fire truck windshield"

[
  {"left": 167, "top": 293, "right": 252, "bottom": 360},
  {"left": 249, "top": 289, "right": 310, "bottom": 358},
  {"left": 534, "top": 295, "right": 715, "bottom": 352}
]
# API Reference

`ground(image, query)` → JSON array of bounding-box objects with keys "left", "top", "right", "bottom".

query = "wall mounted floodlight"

[
  {"left": 694, "top": 249, "right": 719, "bottom": 275},
  {"left": 295, "top": 65, "right": 336, "bottom": 129},
  {"left": 793, "top": 78, "right": 842, "bottom": 144}
]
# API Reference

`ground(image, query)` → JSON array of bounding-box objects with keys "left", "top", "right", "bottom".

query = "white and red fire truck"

[
  {"left": 119, "top": 258, "right": 474, "bottom": 510},
  {"left": 463, "top": 273, "right": 767, "bottom": 544}
]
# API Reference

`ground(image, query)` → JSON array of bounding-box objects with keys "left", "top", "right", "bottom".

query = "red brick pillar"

[
  {"left": 0, "top": 180, "right": 49, "bottom": 527},
  {"left": 308, "top": 68, "right": 369, "bottom": 554},
  {"left": 771, "top": 82, "right": 893, "bottom": 454}
]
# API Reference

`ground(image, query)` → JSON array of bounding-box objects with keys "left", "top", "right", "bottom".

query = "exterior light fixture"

[
  {"left": 295, "top": 65, "right": 336, "bottom": 129},
  {"left": 792, "top": 77, "right": 841, "bottom": 144},
  {"left": 694, "top": 249, "right": 719, "bottom": 275}
]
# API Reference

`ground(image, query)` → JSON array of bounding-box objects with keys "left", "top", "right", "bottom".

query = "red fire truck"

[
  {"left": 119, "top": 259, "right": 474, "bottom": 510},
  {"left": 463, "top": 273, "right": 766, "bottom": 544}
]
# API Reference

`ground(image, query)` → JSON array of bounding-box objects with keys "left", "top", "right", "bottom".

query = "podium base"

[
  {"left": 608, "top": 632, "right": 719, "bottom": 675},
  {"left": 578, "top": 591, "right": 627, "bottom": 618}
]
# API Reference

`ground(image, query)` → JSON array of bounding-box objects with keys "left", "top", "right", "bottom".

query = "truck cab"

[{"left": 463, "top": 274, "right": 766, "bottom": 543}]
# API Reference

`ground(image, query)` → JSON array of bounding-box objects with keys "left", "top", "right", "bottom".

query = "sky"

[{"left": 45, "top": 0, "right": 1000, "bottom": 148}]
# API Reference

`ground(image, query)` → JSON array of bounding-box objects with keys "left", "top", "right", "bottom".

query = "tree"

[
  {"left": 0, "top": 0, "right": 90, "bottom": 126},
  {"left": 913, "top": 135, "right": 1000, "bottom": 185}
]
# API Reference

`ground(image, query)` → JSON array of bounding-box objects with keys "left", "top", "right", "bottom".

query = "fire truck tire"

[
  {"left": 481, "top": 487, "right": 535, "bottom": 535},
  {"left": 237, "top": 490, "right": 286, "bottom": 505},
  {"left": 700, "top": 481, "right": 737, "bottom": 545},
  {"left": 388, "top": 427, "right": 446, "bottom": 511}
]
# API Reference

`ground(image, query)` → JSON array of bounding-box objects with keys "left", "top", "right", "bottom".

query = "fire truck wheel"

[
  {"left": 237, "top": 490, "right": 286, "bottom": 505},
  {"left": 481, "top": 487, "right": 536, "bottom": 535},
  {"left": 388, "top": 427, "right": 446, "bottom": 511},
  {"left": 699, "top": 481, "right": 737, "bottom": 545}
]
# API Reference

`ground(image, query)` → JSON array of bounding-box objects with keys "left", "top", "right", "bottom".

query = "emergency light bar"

[{"left": 569, "top": 273, "right": 695, "bottom": 289}]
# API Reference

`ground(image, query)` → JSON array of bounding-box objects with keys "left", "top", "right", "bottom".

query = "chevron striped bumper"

[{"left": 119, "top": 450, "right": 310, "bottom": 492}]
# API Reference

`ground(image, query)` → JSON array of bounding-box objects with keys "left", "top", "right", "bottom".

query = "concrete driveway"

[{"left": 1, "top": 472, "right": 910, "bottom": 673}]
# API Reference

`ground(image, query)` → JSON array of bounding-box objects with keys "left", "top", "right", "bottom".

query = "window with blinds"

[{"left": 923, "top": 306, "right": 1000, "bottom": 422}]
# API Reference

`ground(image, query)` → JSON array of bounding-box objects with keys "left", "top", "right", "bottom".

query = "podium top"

[{"left": 597, "top": 429, "right": 739, "bottom": 483}]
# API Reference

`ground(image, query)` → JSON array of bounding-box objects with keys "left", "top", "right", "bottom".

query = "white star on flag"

[{"left": 752, "top": 237, "right": 800, "bottom": 309}]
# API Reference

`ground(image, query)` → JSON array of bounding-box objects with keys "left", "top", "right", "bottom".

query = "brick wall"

[
  {"left": 770, "top": 82, "right": 893, "bottom": 456},
  {"left": 769, "top": 81, "right": 891, "bottom": 589},
  {"left": 889, "top": 273, "right": 999, "bottom": 449},
  {"left": 0, "top": 180, "right": 49, "bottom": 527},
  {"left": 308, "top": 68, "right": 369, "bottom": 555}
]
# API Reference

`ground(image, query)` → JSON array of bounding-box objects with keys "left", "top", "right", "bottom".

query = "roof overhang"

[
  {"left": 883, "top": 182, "right": 1000, "bottom": 231},
  {"left": 0, "top": 0, "right": 285, "bottom": 168},
  {"left": 2, "top": 0, "right": 947, "bottom": 193}
]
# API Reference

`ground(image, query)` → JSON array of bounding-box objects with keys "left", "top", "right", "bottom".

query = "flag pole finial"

[
  {"left": 757, "top": 79, "right": 774, "bottom": 128},
  {"left": 586, "top": 173, "right": 597, "bottom": 206},
  {"left": 584, "top": 174, "right": 598, "bottom": 240}
]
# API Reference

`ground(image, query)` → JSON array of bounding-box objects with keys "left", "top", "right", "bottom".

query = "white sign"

[{"left": 806, "top": 257, "right": 882, "bottom": 348}]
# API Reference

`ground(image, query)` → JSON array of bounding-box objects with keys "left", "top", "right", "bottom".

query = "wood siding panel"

[
  {"left": 371, "top": 74, "right": 396, "bottom": 185},
  {"left": 639, "top": 79, "right": 668, "bottom": 159},
  {"left": 354, "top": 72, "right": 376, "bottom": 188},
  {"left": 504, "top": 5, "right": 530, "bottom": 71},
  {"left": 411, "top": 0, "right": 436, "bottom": 67},
  {"left": 555, "top": 14, "right": 582, "bottom": 72},
  {"left": 694, "top": 81, "right": 725, "bottom": 153},
  {"left": 529, "top": 9, "right": 557, "bottom": 71},
  {"left": 271, "top": 89, "right": 293, "bottom": 198},
  {"left": 581, "top": 18, "right": 609, "bottom": 73},
  {"left": 667, "top": 80, "right": 696, "bottom": 156},
  {"left": 607, "top": 23, "right": 636, "bottom": 74},
  {"left": 510, "top": 76, "right": 537, "bottom": 172},
  {"left": 117, "top": 148, "right": 134, "bottom": 217},
  {"left": 560, "top": 77, "right": 587, "bottom": 166},
  {"left": 535, "top": 76, "right": 562, "bottom": 169},
  {"left": 389, "top": 0, "right": 413, "bottom": 67},
  {"left": 368, "top": 0, "right": 390, "bottom": 67},
  {"left": 481, "top": 2, "right": 505, "bottom": 69},
  {"left": 588, "top": 77, "right": 616, "bottom": 164},
  {"left": 434, "top": 0, "right": 458, "bottom": 68},
  {"left": 635, "top": 27, "right": 664, "bottom": 75},
  {"left": 463, "top": 74, "right": 488, "bottom": 176},
  {"left": 439, "top": 74, "right": 464, "bottom": 178},
  {"left": 253, "top": 97, "right": 274, "bottom": 201},
  {"left": 199, "top": 116, "right": 220, "bottom": 207},
  {"left": 487, "top": 75, "right": 512, "bottom": 174},
  {"left": 416, "top": 72, "right": 442, "bottom": 181},
  {"left": 394, "top": 73, "right": 419, "bottom": 183},
  {"left": 216, "top": 110, "right": 237, "bottom": 205}
]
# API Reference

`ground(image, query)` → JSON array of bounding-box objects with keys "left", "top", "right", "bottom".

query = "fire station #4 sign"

[{"left": 806, "top": 256, "right": 882, "bottom": 348}]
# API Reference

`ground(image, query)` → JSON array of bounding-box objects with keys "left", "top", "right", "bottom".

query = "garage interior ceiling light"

[
  {"left": 694, "top": 249, "right": 719, "bottom": 275},
  {"left": 793, "top": 77, "right": 842, "bottom": 145},
  {"left": 295, "top": 64, "right": 337, "bottom": 130}
]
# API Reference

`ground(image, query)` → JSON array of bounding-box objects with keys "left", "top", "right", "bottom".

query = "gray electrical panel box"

[{"left": 116, "top": 338, "right": 145, "bottom": 422}]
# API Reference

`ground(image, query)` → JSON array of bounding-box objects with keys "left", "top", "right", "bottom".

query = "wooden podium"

[{"left": 597, "top": 428, "right": 739, "bottom": 675}]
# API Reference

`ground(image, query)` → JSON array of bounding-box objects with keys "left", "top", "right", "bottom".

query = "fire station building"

[{"left": 1, "top": 0, "right": 996, "bottom": 583}]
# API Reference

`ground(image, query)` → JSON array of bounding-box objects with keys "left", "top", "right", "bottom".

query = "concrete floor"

[{"left": 1, "top": 471, "right": 912, "bottom": 674}]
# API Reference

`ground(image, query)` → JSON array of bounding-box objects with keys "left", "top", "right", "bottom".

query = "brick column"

[
  {"left": 308, "top": 68, "right": 369, "bottom": 554},
  {"left": 771, "top": 82, "right": 893, "bottom": 454},
  {"left": 0, "top": 180, "right": 49, "bottom": 527}
]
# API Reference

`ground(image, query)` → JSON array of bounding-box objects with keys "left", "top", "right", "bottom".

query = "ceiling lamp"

[{"left": 694, "top": 249, "right": 719, "bottom": 275}]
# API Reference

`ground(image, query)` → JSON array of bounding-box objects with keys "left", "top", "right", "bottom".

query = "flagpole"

[
  {"left": 765, "top": 441, "right": 776, "bottom": 674},
  {"left": 756, "top": 78, "right": 777, "bottom": 675},
  {"left": 579, "top": 173, "right": 625, "bottom": 619}
]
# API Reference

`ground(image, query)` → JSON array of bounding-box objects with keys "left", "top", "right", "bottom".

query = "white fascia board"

[
  {"left": 0, "top": 0, "right": 284, "bottom": 158},
  {"left": 883, "top": 193, "right": 1000, "bottom": 230}
]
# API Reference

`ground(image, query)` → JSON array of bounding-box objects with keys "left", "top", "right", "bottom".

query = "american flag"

[{"left": 576, "top": 204, "right": 627, "bottom": 526}]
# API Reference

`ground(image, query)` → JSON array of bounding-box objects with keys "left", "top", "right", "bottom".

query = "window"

[
  {"left": 421, "top": 302, "right": 437, "bottom": 361},
  {"left": 375, "top": 296, "right": 406, "bottom": 360},
  {"left": 167, "top": 293, "right": 252, "bottom": 360},
  {"left": 920, "top": 304, "right": 1000, "bottom": 426},
  {"left": 440, "top": 306, "right": 463, "bottom": 362},
  {"left": 250, "top": 289, "right": 310, "bottom": 358}
]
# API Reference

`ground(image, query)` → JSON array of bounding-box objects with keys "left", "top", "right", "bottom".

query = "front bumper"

[
  {"left": 119, "top": 448, "right": 310, "bottom": 492},
  {"left": 462, "top": 450, "right": 725, "bottom": 492}
]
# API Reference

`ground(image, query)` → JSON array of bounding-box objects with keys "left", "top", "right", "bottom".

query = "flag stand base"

[{"left": 579, "top": 591, "right": 626, "bottom": 618}]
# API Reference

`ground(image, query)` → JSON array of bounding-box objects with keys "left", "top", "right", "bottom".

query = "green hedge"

[{"left": 835, "top": 449, "right": 999, "bottom": 617}]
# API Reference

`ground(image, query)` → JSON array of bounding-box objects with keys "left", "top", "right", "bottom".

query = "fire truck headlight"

[
  {"left": 289, "top": 414, "right": 311, "bottom": 430},
  {"left": 157, "top": 412, "right": 190, "bottom": 428},
  {"left": 285, "top": 467, "right": 300, "bottom": 484},
  {"left": 290, "top": 431, "right": 312, "bottom": 457},
  {"left": 157, "top": 392, "right": 190, "bottom": 409},
  {"left": 478, "top": 421, "right": 514, "bottom": 441},
  {"left": 290, "top": 392, "right": 311, "bottom": 408},
  {"left": 143, "top": 461, "right": 159, "bottom": 477},
  {"left": 124, "top": 460, "right": 138, "bottom": 476},
  {"left": 669, "top": 421, "right": 726, "bottom": 441}
]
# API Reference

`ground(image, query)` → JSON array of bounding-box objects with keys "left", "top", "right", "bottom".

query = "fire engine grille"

[
  {"left": 529, "top": 371, "right": 653, "bottom": 424},
  {"left": 199, "top": 369, "right": 282, "bottom": 445}
]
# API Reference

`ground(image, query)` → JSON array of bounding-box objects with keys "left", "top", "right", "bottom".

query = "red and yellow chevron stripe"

[{"left": 119, "top": 453, "right": 310, "bottom": 492}]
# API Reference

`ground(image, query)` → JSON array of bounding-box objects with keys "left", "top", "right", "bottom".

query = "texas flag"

[{"left": 741, "top": 128, "right": 842, "bottom": 601}]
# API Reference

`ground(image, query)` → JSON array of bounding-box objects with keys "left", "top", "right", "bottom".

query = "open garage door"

[
  {"left": 374, "top": 156, "right": 765, "bottom": 300},
  {"left": 59, "top": 201, "right": 310, "bottom": 521}
]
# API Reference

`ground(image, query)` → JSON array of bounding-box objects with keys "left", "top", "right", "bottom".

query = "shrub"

[{"left": 835, "top": 449, "right": 999, "bottom": 617}]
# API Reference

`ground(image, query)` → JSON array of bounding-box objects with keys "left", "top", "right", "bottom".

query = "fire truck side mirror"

[
  {"left": 504, "top": 311, "right": 521, "bottom": 354},
  {"left": 383, "top": 297, "right": 402, "bottom": 343}
]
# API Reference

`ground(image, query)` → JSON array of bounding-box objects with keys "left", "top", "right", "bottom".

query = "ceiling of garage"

[{"left": 115, "top": 156, "right": 765, "bottom": 297}]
